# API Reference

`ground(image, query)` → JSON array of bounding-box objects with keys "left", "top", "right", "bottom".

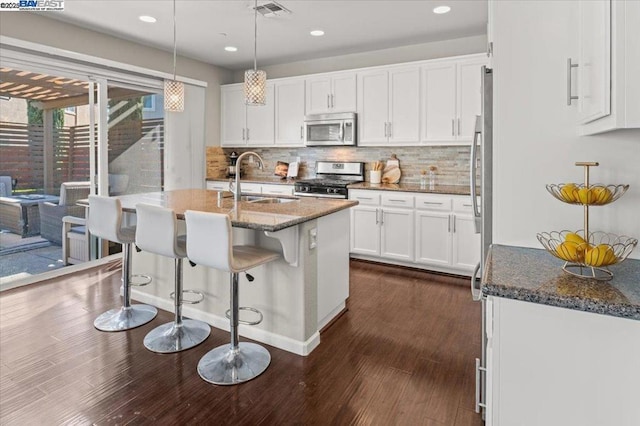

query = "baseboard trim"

[{"left": 131, "top": 289, "right": 321, "bottom": 356}]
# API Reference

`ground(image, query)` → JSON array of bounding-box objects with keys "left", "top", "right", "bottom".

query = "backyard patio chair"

[
  {"left": 0, "top": 176, "right": 14, "bottom": 197},
  {"left": 62, "top": 215, "right": 90, "bottom": 265},
  {"left": 39, "top": 182, "right": 91, "bottom": 245}
]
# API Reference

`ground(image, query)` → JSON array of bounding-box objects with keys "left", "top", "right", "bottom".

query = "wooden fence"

[{"left": 0, "top": 119, "right": 164, "bottom": 194}]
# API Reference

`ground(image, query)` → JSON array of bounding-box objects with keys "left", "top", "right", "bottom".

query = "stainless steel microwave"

[{"left": 304, "top": 112, "right": 357, "bottom": 146}]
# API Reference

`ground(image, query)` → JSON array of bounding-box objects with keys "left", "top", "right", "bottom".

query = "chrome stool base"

[
  {"left": 94, "top": 304, "right": 157, "bottom": 332},
  {"left": 144, "top": 320, "right": 210, "bottom": 354},
  {"left": 197, "top": 342, "right": 271, "bottom": 385}
]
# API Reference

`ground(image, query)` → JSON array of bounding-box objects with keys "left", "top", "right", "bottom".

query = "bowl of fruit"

[
  {"left": 546, "top": 183, "right": 628, "bottom": 206},
  {"left": 537, "top": 230, "right": 638, "bottom": 280}
]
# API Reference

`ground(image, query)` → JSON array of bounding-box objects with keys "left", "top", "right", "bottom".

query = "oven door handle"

[{"left": 339, "top": 122, "right": 344, "bottom": 142}]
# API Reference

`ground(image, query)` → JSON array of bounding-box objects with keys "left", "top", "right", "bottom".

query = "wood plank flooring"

[{"left": 0, "top": 259, "right": 482, "bottom": 425}]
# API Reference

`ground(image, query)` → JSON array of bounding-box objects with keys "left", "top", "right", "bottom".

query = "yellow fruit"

[
  {"left": 560, "top": 184, "right": 578, "bottom": 202},
  {"left": 556, "top": 241, "right": 581, "bottom": 262},
  {"left": 584, "top": 244, "right": 616, "bottom": 267},
  {"left": 565, "top": 232, "right": 586, "bottom": 245},
  {"left": 577, "top": 187, "right": 595, "bottom": 204},
  {"left": 592, "top": 187, "right": 613, "bottom": 204}
]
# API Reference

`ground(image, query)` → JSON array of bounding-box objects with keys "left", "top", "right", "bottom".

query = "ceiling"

[{"left": 47, "top": 0, "right": 487, "bottom": 70}]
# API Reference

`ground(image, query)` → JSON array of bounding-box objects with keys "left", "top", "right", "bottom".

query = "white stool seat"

[
  {"left": 88, "top": 195, "right": 157, "bottom": 332},
  {"left": 136, "top": 203, "right": 210, "bottom": 353},
  {"left": 185, "top": 210, "right": 280, "bottom": 385}
]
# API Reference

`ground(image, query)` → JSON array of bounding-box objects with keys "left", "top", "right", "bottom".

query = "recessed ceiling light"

[
  {"left": 139, "top": 15, "right": 157, "bottom": 23},
  {"left": 310, "top": 30, "right": 325, "bottom": 37},
  {"left": 433, "top": 6, "right": 451, "bottom": 14},
  {"left": 224, "top": 46, "right": 238, "bottom": 52}
]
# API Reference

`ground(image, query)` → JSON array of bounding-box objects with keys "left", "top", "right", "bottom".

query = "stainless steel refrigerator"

[{"left": 470, "top": 65, "right": 492, "bottom": 421}]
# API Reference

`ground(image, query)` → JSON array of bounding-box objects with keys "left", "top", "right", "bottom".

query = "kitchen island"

[
  {"left": 481, "top": 245, "right": 640, "bottom": 426},
  {"left": 116, "top": 189, "right": 357, "bottom": 356}
]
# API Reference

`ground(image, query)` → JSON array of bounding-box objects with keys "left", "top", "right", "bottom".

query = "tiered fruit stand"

[{"left": 537, "top": 162, "right": 637, "bottom": 281}]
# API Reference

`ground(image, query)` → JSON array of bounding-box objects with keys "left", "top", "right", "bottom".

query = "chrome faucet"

[{"left": 231, "top": 151, "right": 264, "bottom": 202}]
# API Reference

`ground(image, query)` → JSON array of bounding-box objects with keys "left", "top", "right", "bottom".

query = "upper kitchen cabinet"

[
  {"left": 221, "top": 83, "right": 275, "bottom": 147},
  {"left": 357, "top": 66, "right": 421, "bottom": 146},
  {"left": 422, "top": 55, "right": 486, "bottom": 144},
  {"left": 577, "top": 0, "right": 640, "bottom": 135},
  {"left": 275, "top": 79, "right": 305, "bottom": 146},
  {"left": 305, "top": 72, "right": 357, "bottom": 115}
]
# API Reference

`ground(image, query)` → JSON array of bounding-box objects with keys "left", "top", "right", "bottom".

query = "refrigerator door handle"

[
  {"left": 471, "top": 261, "right": 482, "bottom": 301},
  {"left": 471, "top": 115, "right": 482, "bottom": 229}
]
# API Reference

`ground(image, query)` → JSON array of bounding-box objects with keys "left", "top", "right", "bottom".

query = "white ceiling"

[{"left": 49, "top": 0, "right": 487, "bottom": 70}]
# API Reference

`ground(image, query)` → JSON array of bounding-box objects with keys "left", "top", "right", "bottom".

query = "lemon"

[
  {"left": 556, "top": 241, "right": 581, "bottom": 262},
  {"left": 584, "top": 244, "right": 615, "bottom": 267},
  {"left": 565, "top": 232, "right": 586, "bottom": 245},
  {"left": 592, "top": 187, "right": 613, "bottom": 205},
  {"left": 577, "top": 187, "right": 595, "bottom": 204},
  {"left": 560, "top": 184, "right": 578, "bottom": 202}
]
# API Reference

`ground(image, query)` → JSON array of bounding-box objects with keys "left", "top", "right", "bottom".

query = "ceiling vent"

[{"left": 254, "top": 1, "right": 291, "bottom": 17}]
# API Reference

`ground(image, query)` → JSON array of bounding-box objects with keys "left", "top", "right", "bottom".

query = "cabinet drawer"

[
  {"left": 381, "top": 193, "right": 414, "bottom": 208},
  {"left": 206, "top": 181, "right": 230, "bottom": 191},
  {"left": 349, "top": 190, "right": 380, "bottom": 206},
  {"left": 415, "top": 195, "right": 452, "bottom": 211},
  {"left": 452, "top": 197, "right": 477, "bottom": 213},
  {"left": 240, "top": 183, "right": 262, "bottom": 194},
  {"left": 261, "top": 184, "right": 294, "bottom": 196}
]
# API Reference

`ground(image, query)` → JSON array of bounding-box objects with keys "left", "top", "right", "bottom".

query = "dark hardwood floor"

[{"left": 0, "top": 259, "right": 482, "bottom": 425}]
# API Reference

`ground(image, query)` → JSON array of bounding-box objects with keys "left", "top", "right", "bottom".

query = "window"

[
  {"left": 142, "top": 95, "right": 155, "bottom": 112},
  {"left": 64, "top": 106, "right": 76, "bottom": 114}
]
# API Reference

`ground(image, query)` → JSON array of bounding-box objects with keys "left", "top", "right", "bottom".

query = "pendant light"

[
  {"left": 244, "top": 0, "right": 267, "bottom": 105},
  {"left": 164, "top": 0, "right": 184, "bottom": 111}
]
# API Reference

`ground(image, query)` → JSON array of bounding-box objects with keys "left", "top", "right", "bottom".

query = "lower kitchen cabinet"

[
  {"left": 205, "top": 180, "right": 294, "bottom": 196},
  {"left": 350, "top": 189, "right": 479, "bottom": 275}
]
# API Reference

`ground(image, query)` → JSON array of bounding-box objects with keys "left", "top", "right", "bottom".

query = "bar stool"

[
  {"left": 88, "top": 195, "right": 157, "bottom": 331},
  {"left": 185, "top": 210, "right": 280, "bottom": 385},
  {"left": 135, "top": 203, "right": 211, "bottom": 353}
]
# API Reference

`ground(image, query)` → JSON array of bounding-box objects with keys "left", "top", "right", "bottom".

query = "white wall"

[
  {"left": 231, "top": 34, "right": 487, "bottom": 82},
  {"left": 492, "top": 1, "right": 640, "bottom": 259},
  {"left": 0, "top": 12, "right": 233, "bottom": 147}
]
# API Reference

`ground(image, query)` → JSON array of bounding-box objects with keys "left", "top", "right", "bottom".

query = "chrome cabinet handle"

[
  {"left": 331, "top": 94, "right": 334, "bottom": 108},
  {"left": 327, "top": 94, "right": 330, "bottom": 109},
  {"left": 422, "top": 201, "right": 443, "bottom": 205},
  {"left": 375, "top": 208, "right": 379, "bottom": 225},
  {"left": 388, "top": 122, "right": 392, "bottom": 138},
  {"left": 380, "top": 209, "right": 384, "bottom": 225},
  {"left": 567, "top": 58, "right": 579, "bottom": 106},
  {"left": 300, "top": 126, "right": 304, "bottom": 139},
  {"left": 384, "top": 122, "right": 388, "bottom": 137},
  {"left": 388, "top": 199, "right": 406, "bottom": 203},
  {"left": 453, "top": 215, "right": 456, "bottom": 233},
  {"left": 242, "top": 128, "right": 245, "bottom": 140},
  {"left": 246, "top": 128, "right": 250, "bottom": 140},
  {"left": 357, "top": 196, "right": 373, "bottom": 200},
  {"left": 451, "top": 119, "right": 455, "bottom": 136},
  {"left": 448, "top": 215, "right": 451, "bottom": 232},
  {"left": 457, "top": 118, "right": 461, "bottom": 136}
]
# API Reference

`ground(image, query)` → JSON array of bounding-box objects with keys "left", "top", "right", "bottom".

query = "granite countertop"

[
  {"left": 114, "top": 189, "right": 357, "bottom": 232},
  {"left": 347, "top": 182, "right": 471, "bottom": 195},
  {"left": 482, "top": 244, "right": 640, "bottom": 320},
  {"left": 206, "top": 176, "right": 297, "bottom": 185}
]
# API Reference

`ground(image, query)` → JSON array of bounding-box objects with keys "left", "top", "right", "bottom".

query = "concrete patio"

[{"left": 0, "top": 231, "right": 64, "bottom": 283}]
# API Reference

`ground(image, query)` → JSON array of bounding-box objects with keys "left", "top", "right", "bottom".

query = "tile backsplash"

[{"left": 207, "top": 146, "right": 471, "bottom": 186}]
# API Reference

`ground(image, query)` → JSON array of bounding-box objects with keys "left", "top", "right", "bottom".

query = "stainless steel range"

[{"left": 294, "top": 161, "right": 364, "bottom": 199}]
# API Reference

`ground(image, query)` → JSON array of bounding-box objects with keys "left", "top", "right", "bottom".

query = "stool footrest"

[
  {"left": 225, "top": 307, "right": 263, "bottom": 326},
  {"left": 170, "top": 289, "right": 205, "bottom": 305},
  {"left": 129, "top": 274, "right": 152, "bottom": 287}
]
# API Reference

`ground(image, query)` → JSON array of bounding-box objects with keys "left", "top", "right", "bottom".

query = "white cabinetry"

[
  {"left": 305, "top": 73, "right": 356, "bottom": 115},
  {"left": 485, "top": 296, "right": 640, "bottom": 426},
  {"left": 221, "top": 84, "right": 275, "bottom": 147},
  {"left": 350, "top": 190, "right": 479, "bottom": 274},
  {"left": 422, "top": 57, "right": 486, "bottom": 144},
  {"left": 357, "top": 67, "right": 421, "bottom": 146},
  {"left": 205, "top": 180, "right": 293, "bottom": 196},
  {"left": 275, "top": 79, "right": 305, "bottom": 146},
  {"left": 578, "top": 0, "right": 640, "bottom": 134}
]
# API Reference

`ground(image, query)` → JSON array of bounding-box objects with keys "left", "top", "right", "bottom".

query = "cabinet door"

[
  {"left": 331, "top": 73, "right": 357, "bottom": 112},
  {"left": 275, "top": 80, "right": 305, "bottom": 146},
  {"left": 451, "top": 214, "right": 481, "bottom": 271},
  {"left": 414, "top": 211, "right": 451, "bottom": 266},
  {"left": 423, "top": 63, "right": 456, "bottom": 143},
  {"left": 389, "top": 67, "right": 421, "bottom": 144},
  {"left": 578, "top": 0, "right": 611, "bottom": 124},
  {"left": 305, "top": 77, "right": 331, "bottom": 115},
  {"left": 457, "top": 59, "right": 484, "bottom": 141},
  {"left": 380, "top": 208, "right": 414, "bottom": 261},
  {"left": 357, "top": 70, "right": 389, "bottom": 146},
  {"left": 206, "top": 181, "right": 230, "bottom": 191},
  {"left": 221, "top": 86, "right": 247, "bottom": 147},
  {"left": 246, "top": 84, "right": 275, "bottom": 146},
  {"left": 350, "top": 206, "right": 380, "bottom": 256}
]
